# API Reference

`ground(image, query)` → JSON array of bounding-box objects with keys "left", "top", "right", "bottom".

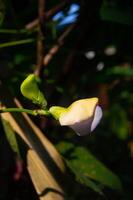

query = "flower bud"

[
  {"left": 20, "top": 74, "right": 47, "bottom": 108},
  {"left": 50, "top": 98, "right": 102, "bottom": 136}
]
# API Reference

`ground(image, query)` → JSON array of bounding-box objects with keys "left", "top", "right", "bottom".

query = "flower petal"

[
  {"left": 91, "top": 105, "right": 103, "bottom": 132},
  {"left": 70, "top": 117, "right": 93, "bottom": 136},
  {"left": 59, "top": 98, "right": 98, "bottom": 125},
  {"left": 51, "top": 98, "right": 103, "bottom": 136}
]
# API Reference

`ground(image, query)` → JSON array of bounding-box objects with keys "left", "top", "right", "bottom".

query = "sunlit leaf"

[
  {"left": 56, "top": 142, "right": 123, "bottom": 193},
  {"left": 20, "top": 74, "right": 47, "bottom": 108},
  {"left": 1, "top": 118, "right": 20, "bottom": 156}
]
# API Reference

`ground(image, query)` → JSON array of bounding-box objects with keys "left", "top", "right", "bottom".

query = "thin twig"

[
  {"left": 25, "top": 0, "right": 68, "bottom": 30},
  {"left": 43, "top": 24, "right": 75, "bottom": 66},
  {"left": 45, "top": 1, "right": 68, "bottom": 19},
  {"left": 25, "top": 19, "right": 39, "bottom": 31},
  {"left": 35, "top": 0, "right": 45, "bottom": 77}
]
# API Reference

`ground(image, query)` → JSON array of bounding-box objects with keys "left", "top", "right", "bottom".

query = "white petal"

[
  {"left": 91, "top": 106, "right": 102, "bottom": 132},
  {"left": 59, "top": 98, "right": 98, "bottom": 125},
  {"left": 58, "top": 98, "right": 102, "bottom": 136}
]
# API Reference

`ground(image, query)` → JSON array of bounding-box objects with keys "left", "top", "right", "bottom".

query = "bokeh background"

[{"left": 0, "top": 0, "right": 133, "bottom": 199}]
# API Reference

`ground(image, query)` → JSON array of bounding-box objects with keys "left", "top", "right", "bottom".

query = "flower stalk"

[{"left": 0, "top": 107, "right": 50, "bottom": 116}]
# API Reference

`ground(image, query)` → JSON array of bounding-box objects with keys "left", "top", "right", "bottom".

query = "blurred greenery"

[
  {"left": 106, "top": 104, "right": 129, "bottom": 140},
  {"left": 0, "top": 0, "right": 133, "bottom": 199}
]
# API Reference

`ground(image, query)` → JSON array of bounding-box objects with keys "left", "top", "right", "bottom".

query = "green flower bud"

[
  {"left": 20, "top": 74, "right": 47, "bottom": 108},
  {"left": 49, "top": 106, "right": 67, "bottom": 120}
]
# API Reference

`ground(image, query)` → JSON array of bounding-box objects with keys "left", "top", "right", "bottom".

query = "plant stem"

[
  {"left": 43, "top": 24, "right": 75, "bottom": 66},
  {"left": 25, "top": 0, "right": 68, "bottom": 30},
  {"left": 0, "top": 107, "right": 50, "bottom": 116},
  {"left": 0, "top": 38, "right": 34, "bottom": 49},
  {"left": 34, "top": 0, "right": 45, "bottom": 77},
  {"left": 0, "top": 29, "right": 27, "bottom": 34}
]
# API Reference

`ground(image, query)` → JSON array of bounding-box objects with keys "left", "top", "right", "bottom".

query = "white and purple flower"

[{"left": 49, "top": 98, "right": 103, "bottom": 136}]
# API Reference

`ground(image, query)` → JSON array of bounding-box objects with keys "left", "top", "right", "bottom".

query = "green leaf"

[
  {"left": 1, "top": 118, "right": 20, "bottom": 156},
  {"left": 56, "top": 142, "right": 123, "bottom": 193},
  {"left": 20, "top": 74, "right": 47, "bottom": 108},
  {"left": 105, "top": 66, "right": 133, "bottom": 77},
  {"left": 74, "top": 171, "right": 104, "bottom": 196}
]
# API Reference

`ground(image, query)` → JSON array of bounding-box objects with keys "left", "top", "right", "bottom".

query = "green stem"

[
  {"left": 0, "top": 29, "right": 27, "bottom": 34},
  {"left": 0, "top": 107, "right": 50, "bottom": 116},
  {"left": 0, "top": 38, "right": 34, "bottom": 49}
]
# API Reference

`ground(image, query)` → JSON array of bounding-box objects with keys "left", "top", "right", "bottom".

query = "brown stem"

[
  {"left": 45, "top": 1, "right": 68, "bottom": 19},
  {"left": 25, "top": 0, "right": 69, "bottom": 30},
  {"left": 35, "top": 0, "right": 45, "bottom": 77},
  {"left": 43, "top": 24, "right": 75, "bottom": 66},
  {"left": 25, "top": 19, "right": 39, "bottom": 31}
]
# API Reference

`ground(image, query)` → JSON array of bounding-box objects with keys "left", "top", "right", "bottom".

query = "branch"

[
  {"left": 25, "top": 0, "right": 68, "bottom": 30},
  {"left": 43, "top": 24, "right": 75, "bottom": 66},
  {"left": 34, "top": 0, "right": 45, "bottom": 77},
  {"left": 45, "top": 1, "right": 68, "bottom": 19}
]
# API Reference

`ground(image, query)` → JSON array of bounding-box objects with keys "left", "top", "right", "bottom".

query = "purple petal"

[
  {"left": 70, "top": 117, "right": 93, "bottom": 136},
  {"left": 91, "top": 105, "right": 102, "bottom": 132}
]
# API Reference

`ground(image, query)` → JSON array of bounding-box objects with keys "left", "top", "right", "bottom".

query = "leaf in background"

[
  {"left": 106, "top": 66, "right": 133, "bottom": 77},
  {"left": 100, "top": 0, "right": 133, "bottom": 26},
  {"left": 1, "top": 118, "right": 20, "bottom": 157},
  {"left": 56, "top": 142, "right": 123, "bottom": 193},
  {"left": 107, "top": 104, "right": 129, "bottom": 140}
]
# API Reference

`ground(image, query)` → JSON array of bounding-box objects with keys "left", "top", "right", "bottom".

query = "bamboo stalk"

[{"left": 0, "top": 82, "right": 66, "bottom": 200}]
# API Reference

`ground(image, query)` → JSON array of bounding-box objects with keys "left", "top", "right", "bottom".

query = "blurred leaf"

[
  {"left": 56, "top": 86, "right": 64, "bottom": 93},
  {"left": 56, "top": 142, "right": 123, "bottom": 192},
  {"left": 14, "top": 54, "right": 26, "bottom": 65},
  {"left": 100, "top": 0, "right": 133, "bottom": 26},
  {"left": 96, "top": 65, "right": 133, "bottom": 84},
  {"left": 106, "top": 66, "right": 133, "bottom": 77},
  {"left": 1, "top": 118, "right": 20, "bottom": 156},
  {"left": 107, "top": 104, "right": 129, "bottom": 140},
  {"left": 120, "top": 91, "right": 133, "bottom": 105}
]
